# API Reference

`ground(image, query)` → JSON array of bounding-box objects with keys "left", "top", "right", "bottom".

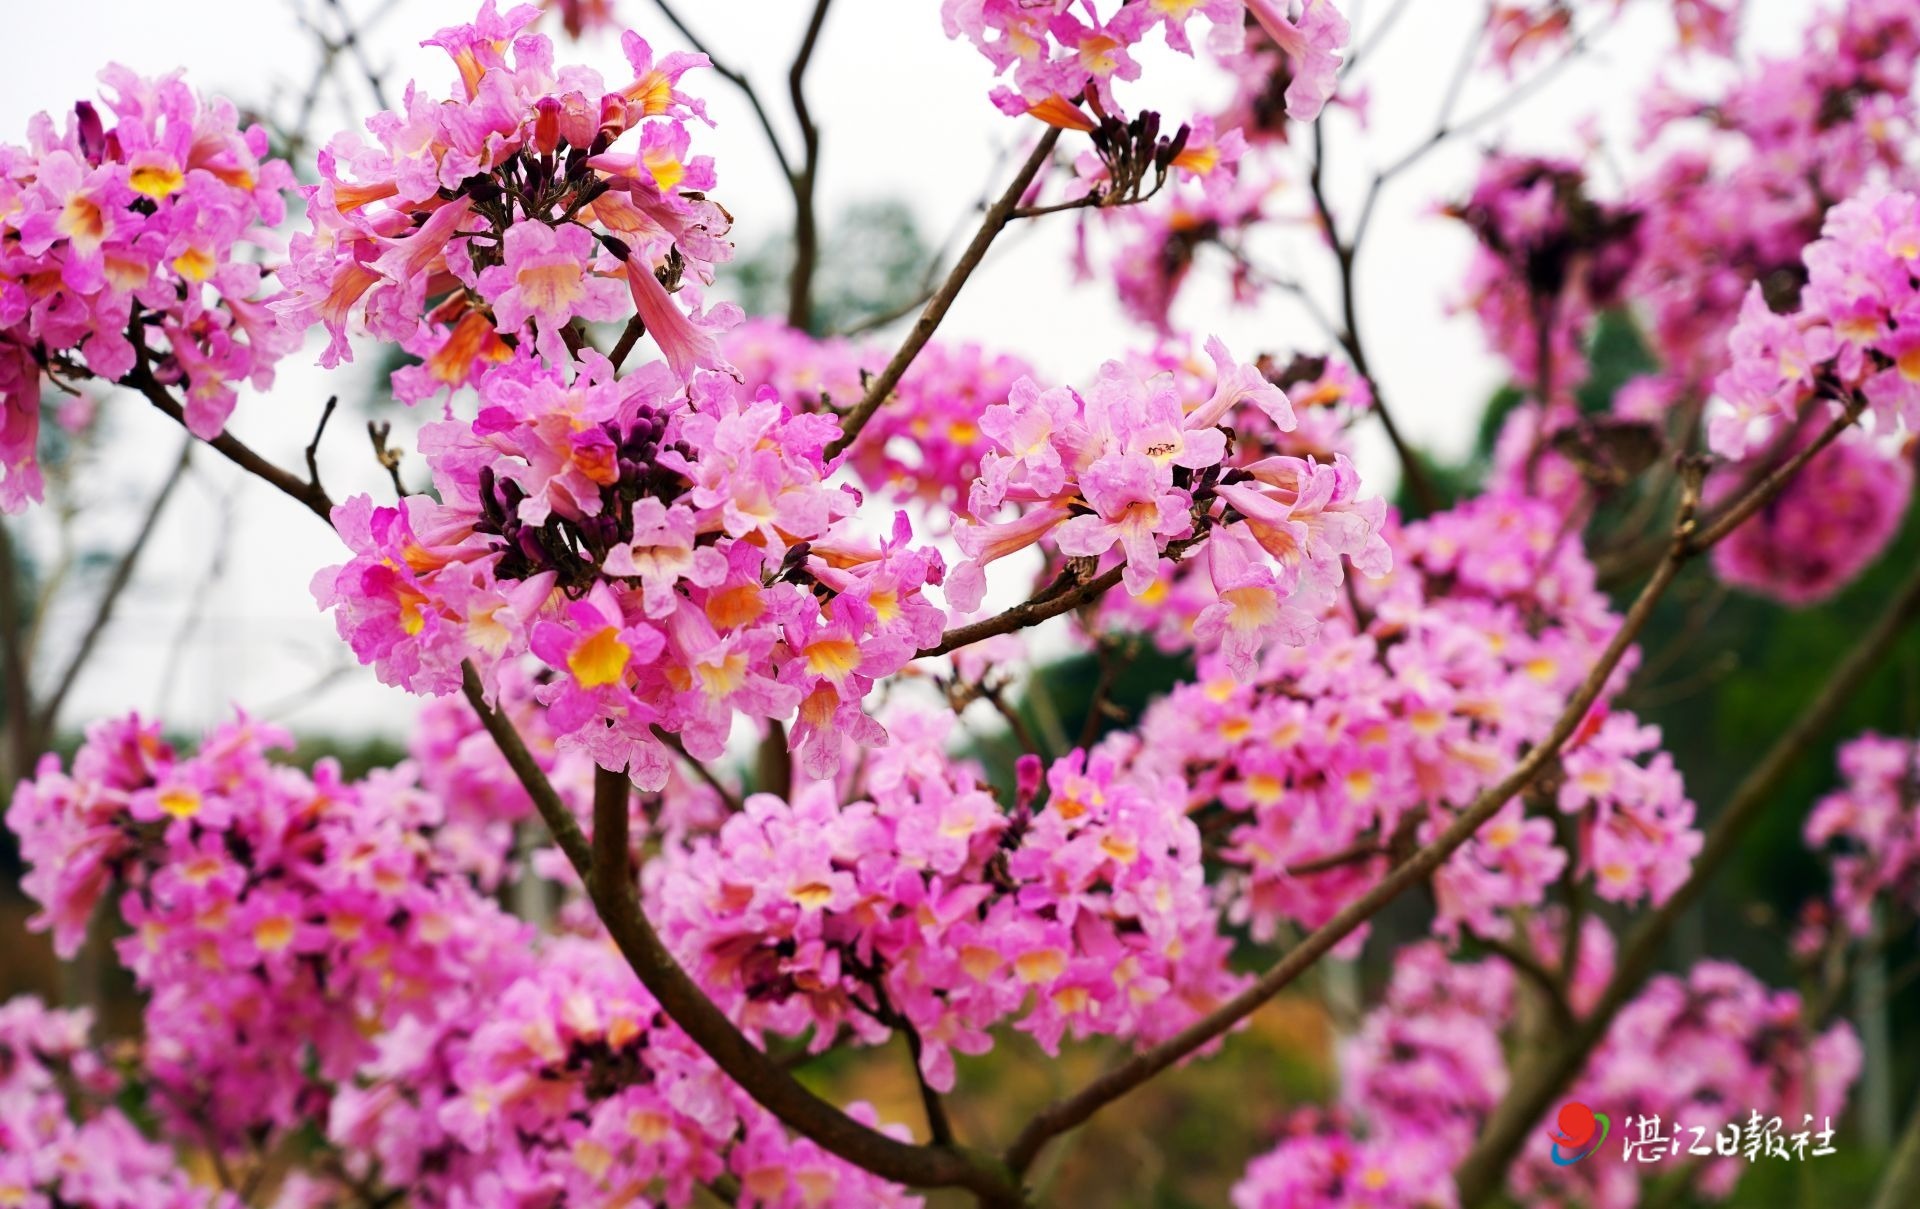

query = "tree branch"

[
  {"left": 593, "top": 765, "right": 633, "bottom": 906},
  {"left": 1450, "top": 543, "right": 1920, "bottom": 1206},
  {"left": 610, "top": 315, "right": 648, "bottom": 369},
  {"left": 459, "top": 662, "right": 1023, "bottom": 1203},
  {"left": 900, "top": 1019, "right": 958, "bottom": 1148},
  {"left": 824, "top": 128, "right": 1062, "bottom": 464},
  {"left": 651, "top": 723, "right": 743, "bottom": 812},
  {"left": 785, "top": 0, "right": 832, "bottom": 329},
  {"left": 37, "top": 440, "right": 192, "bottom": 735},
  {"left": 1003, "top": 528, "right": 1688, "bottom": 1175},
  {"left": 1003, "top": 406, "right": 1863, "bottom": 1175},
  {"left": 648, "top": 0, "right": 796, "bottom": 183},
  {"left": 305, "top": 395, "right": 338, "bottom": 496},
  {"left": 920, "top": 534, "right": 1198, "bottom": 660},
  {"left": 0, "top": 521, "right": 36, "bottom": 784},
  {"left": 1872, "top": 1084, "right": 1920, "bottom": 1209},
  {"left": 1684, "top": 395, "right": 1864, "bottom": 552},
  {"left": 1307, "top": 122, "right": 1441, "bottom": 515},
  {"left": 124, "top": 363, "right": 336, "bottom": 524},
  {"left": 1478, "top": 935, "right": 1575, "bottom": 1031}
]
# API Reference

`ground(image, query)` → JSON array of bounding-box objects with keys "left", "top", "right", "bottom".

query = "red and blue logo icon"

[{"left": 1549, "top": 1102, "right": 1610, "bottom": 1165}]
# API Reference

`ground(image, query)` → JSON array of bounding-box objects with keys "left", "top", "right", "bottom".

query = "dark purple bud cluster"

[
  {"left": 1089, "top": 109, "right": 1192, "bottom": 209},
  {"left": 474, "top": 403, "right": 697, "bottom": 597},
  {"left": 1449, "top": 159, "right": 1644, "bottom": 308}
]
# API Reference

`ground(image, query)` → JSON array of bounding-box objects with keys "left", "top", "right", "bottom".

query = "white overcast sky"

[{"left": 0, "top": 0, "right": 1809, "bottom": 740}]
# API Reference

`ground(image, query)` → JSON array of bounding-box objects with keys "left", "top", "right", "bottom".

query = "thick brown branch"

[
  {"left": 460, "top": 663, "right": 1022, "bottom": 1203},
  {"left": 592, "top": 766, "right": 633, "bottom": 904},
  {"left": 825, "top": 128, "right": 1062, "bottom": 464}
]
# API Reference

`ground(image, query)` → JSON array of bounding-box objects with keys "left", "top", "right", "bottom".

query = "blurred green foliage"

[{"left": 731, "top": 199, "right": 933, "bottom": 335}]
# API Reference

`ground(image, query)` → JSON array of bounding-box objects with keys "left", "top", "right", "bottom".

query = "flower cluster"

[
  {"left": 4, "top": 713, "right": 532, "bottom": 1144},
  {"left": 1627, "top": 1, "right": 1920, "bottom": 388},
  {"left": 279, "top": 0, "right": 733, "bottom": 392},
  {"left": 383, "top": 935, "right": 921, "bottom": 1209},
  {"left": 1046, "top": 16, "right": 1298, "bottom": 331},
  {"left": 1452, "top": 155, "right": 1644, "bottom": 400},
  {"left": 1711, "top": 190, "right": 1920, "bottom": 459},
  {"left": 1118, "top": 489, "right": 1696, "bottom": 945},
  {"left": 1706, "top": 429, "right": 1913, "bottom": 605},
  {"left": 727, "top": 318, "right": 1039, "bottom": 508},
  {"left": 1524, "top": 962, "right": 1859, "bottom": 1208},
  {"left": 1231, "top": 1109, "right": 1437, "bottom": 1209},
  {"left": 652, "top": 712, "right": 1241, "bottom": 1088},
  {"left": 5, "top": 714, "right": 928, "bottom": 1208},
  {"left": 950, "top": 339, "right": 1387, "bottom": 658},
  {"left": 0, "top": 66, "right": 295, "bottom": 509},
  {"left": 315, "top": 348, "right": 949, "bottom": 783},
  {"left": 1339, "top": 942, "right": 1514, "bottom": 1163},
  {"left": 1085, "top": 345, "right": 1374, "bottom": 651},
  {"left": 1804, "top": 732, "right": 1920, "bottom": 938},
  {"left": 940, "top": 0, "right": 1348, "bottom": 126},
  {"left": 1235, "top": 941, "right": 1858, "bottom": 1209},
  {"left": 0, "top": 998, "right": 228, "bottom": 1209}
]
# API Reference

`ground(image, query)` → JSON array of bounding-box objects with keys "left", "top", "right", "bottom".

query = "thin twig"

[
  {"left": 921, "top": 533, "right": 1203, "bottom": 659},
  {"left": 1686, "top": 397, "right": 1864, "bottom": 550},
  {"left": 305, "top": 395, "right": 338, "bottom": 493},
  {"left": 124, "top": 360, "right": 335, "bottom": 523},
  {"left": 1342, "top": 0, "right": 1416, "bottom": 76},
  {"left": 785, "top": 0, "right": 833, "bottom": 328},
  {"left": 1009, "top": 196, "right": 1101, "bottom": 221},
  {"left": 977, "top": 678, "right": 1043, "bottom": 759},
  {"left": 323, "top": 0, "right": 391, "bottom": 110},
  {"left": 900, "top": 1022, "right": 958, "bottom": 1147},
  {"left": 648, "top": 0, "right": 797, "bottom": 183},
  {"left": 1305, "top": 121, "right": 1440, "bottom": 514},
  {"left": 824, "top": 128, "right": 1063, "bottom": 464},
  {"left": 651, "top": 724, "right": 744, "bottom": 812},
  {"left": 1078, "top": 636, "right": 1135, "bottom": 752},
  {"left": 368, "top": 421, "right": 409, "bottom": 498},
  {"left": 37, "top": 440, "right": 192, "bottom": 734}
]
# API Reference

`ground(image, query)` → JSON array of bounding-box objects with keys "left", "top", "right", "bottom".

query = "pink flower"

[
  {"left": 477, "top": 220, "right": 629, "bottom": 365},
  {"left": 1054, "top": 453, "right": 1194, "bottom": 596},
  {"left": 1245, "top": 0, "right": 1351, "bottom": 123},
  {"left": 1193, "top": 525, "right": 1317, "bottom": 677}
]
